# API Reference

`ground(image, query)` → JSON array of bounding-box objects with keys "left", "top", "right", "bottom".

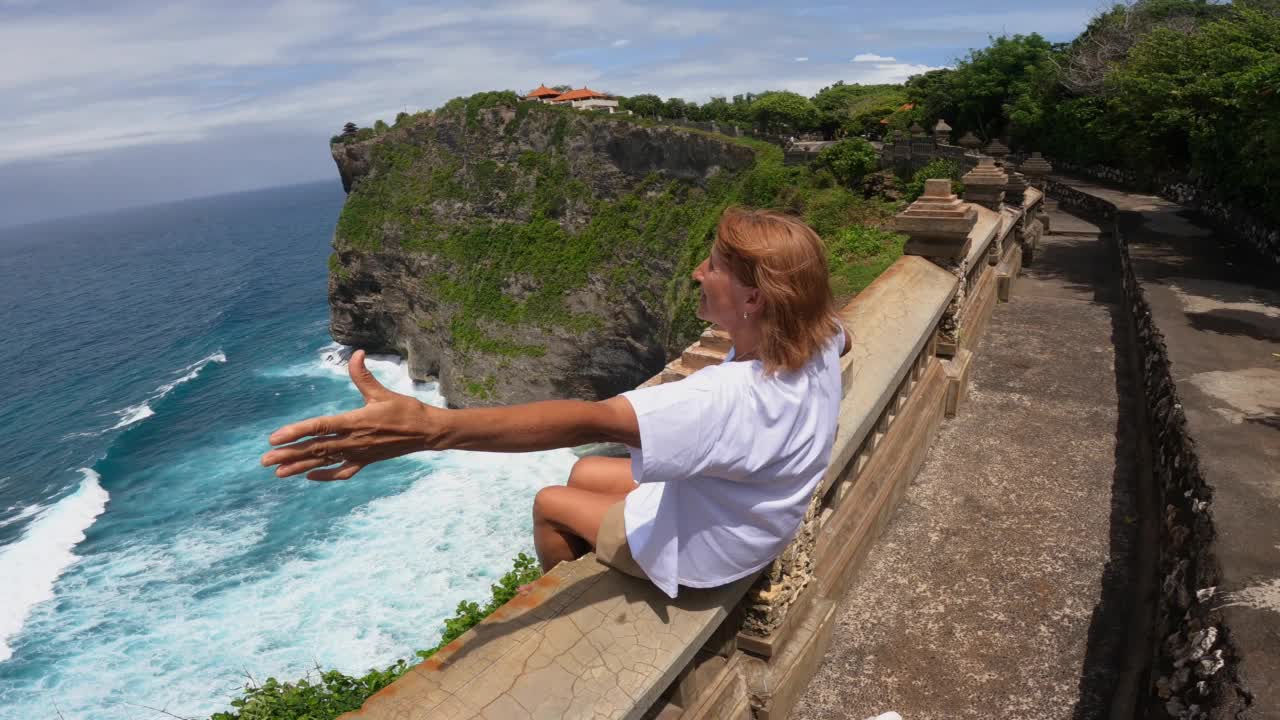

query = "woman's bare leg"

[
  {"left": 530, "top": 486, "right": 628, "bottom": 574},
  {"left": 566, "top": 456, "right": 638, "bottom": 495}
]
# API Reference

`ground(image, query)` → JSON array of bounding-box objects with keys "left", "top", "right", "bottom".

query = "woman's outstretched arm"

[{"left": 260, "top": 350, "right": 639, "bottom": 481}]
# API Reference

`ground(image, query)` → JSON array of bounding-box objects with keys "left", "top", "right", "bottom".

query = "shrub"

[
  {"left": 814, "top": 138, "right": 878, "bottom": 188},
  {"left": 373, "top": 119, "right": 389, "bottom": 134},
  {"left": 826, "top": 225, "right": 908, "bottom": 300},
  {"left": 902, "top": 158, "right": 964, "bottom": 202}
]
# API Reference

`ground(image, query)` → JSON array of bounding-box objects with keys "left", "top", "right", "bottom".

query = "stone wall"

[
  {"left": 1049, "top": 160, "right": 1280, "bottom": 268},
  {"left": 1048, "top": 186, "right": 1239, "bottom": 720},
  {"left": 878, "top": 138, "right": 981, "bottom": 176}
]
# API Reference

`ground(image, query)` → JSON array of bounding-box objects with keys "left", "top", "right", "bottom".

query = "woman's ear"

[{"left": 744, "top": 287, "right": 764, "bottom": 315}]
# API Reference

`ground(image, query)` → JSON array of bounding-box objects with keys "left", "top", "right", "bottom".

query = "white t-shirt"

[{"left": 619, "top": 327, "right": 844, "bottom": 598}]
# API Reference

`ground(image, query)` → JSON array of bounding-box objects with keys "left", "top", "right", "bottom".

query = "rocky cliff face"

[{"left": 327, "top": 100, "right": 768, "bottom": 406}]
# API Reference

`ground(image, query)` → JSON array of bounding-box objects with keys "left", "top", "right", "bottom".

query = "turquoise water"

[{"left": 0, "top": 182, "right": 575, "bottom": 719}]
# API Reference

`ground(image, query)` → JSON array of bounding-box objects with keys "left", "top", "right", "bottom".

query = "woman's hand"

[{"left": 260, "top": 349, "right": 437, "bottom": 481}]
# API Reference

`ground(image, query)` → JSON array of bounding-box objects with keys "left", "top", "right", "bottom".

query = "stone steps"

[
  {"left": 699, "top": 326, "right": 732, "bottom": 353},
  {"left": 681, "top": 345, "right": 725, "bottom": 371}
]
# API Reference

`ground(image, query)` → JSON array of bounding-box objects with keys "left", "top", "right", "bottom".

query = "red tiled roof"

[
  {"left": 899, "top": 102, "right": 915, "bottom": 111},
  {"left": 526, "top": 84, "right": 560, "bottom": 98},
  {"left": 554, "top": 87, "right": 609, "bottom": 102}
]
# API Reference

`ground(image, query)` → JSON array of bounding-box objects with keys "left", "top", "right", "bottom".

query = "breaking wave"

[{"left": 0, "top": 469, "right": 109, "bottom": 663}]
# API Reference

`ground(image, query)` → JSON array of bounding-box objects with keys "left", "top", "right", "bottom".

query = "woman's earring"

[{"left": 743, "top": 312, "right": 749, "bottom": 319}]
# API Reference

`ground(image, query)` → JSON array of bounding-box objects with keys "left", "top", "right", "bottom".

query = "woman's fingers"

[
  {"left": 307, "top": 462, "right": 364, "bottom": 482},
  {"left": 260, "top": 435, "right": 344, "bottom": 469},
  {"left": 274, "top": 455, "right": 344, "bottom": 478},
  {"left": 268, "top": 413, "right": 353, "bottom": 446}
]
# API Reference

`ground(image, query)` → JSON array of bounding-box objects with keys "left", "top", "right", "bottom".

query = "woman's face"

[{"left": 692, "top": 247, "right": 759, "bottom": 326}]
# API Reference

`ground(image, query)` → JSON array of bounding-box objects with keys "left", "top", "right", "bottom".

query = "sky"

[{"left": 0, "top": 0, "right": 1105, "bottom": 227}]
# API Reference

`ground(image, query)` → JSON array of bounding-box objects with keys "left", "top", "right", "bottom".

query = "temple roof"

[
  {"left": 525, "top": 84, "right": 560, "bottom": 98},
  {"left": 554, "top": 87, "right": 609, "bottom": 102}
]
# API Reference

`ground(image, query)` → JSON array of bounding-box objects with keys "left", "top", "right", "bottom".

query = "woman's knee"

[
  {"left": 566, "top": 456, "right": 601, "bottom": 489},
  {"left": 566, "top": 456, "right": 635, "bottom": 494},
  {"left": 533, "top": 485, "right": 573, "bottom": 522}
]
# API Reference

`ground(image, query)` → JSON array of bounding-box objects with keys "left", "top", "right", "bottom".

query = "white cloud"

[{"left": 0, "top": 0, "right": 1018, "bottom": 170}]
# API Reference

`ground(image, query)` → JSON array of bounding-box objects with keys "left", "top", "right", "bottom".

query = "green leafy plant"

[
  {"left": 814, "top": 138, "right": 879, "bottom": 188},
  {"left": 902, "top": 159, "right": 965, "bottom": 203}
]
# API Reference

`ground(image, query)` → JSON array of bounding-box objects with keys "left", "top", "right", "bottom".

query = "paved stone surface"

[
  {"left": 793, "top": 215, "right": 1144, "bottom": 719},
  {"left": 339, "top": 556, "right": 755, "bottom": 720},
  {"left": 1057, "top": 178, "right": 1280, "bottom": 718}
]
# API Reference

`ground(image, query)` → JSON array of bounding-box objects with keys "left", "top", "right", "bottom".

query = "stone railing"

[
  {"left": 337, "top": 176, "right": 1045, "bottom": 720},
  {"left": 878, "top": 136, "right": 982, "bottom": 176},
  {"left": 1046, "top": 182, "right": 1234, "bottom": 718}
]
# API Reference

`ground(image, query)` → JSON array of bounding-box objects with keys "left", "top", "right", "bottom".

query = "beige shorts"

[{"left": 594, "top": 501, "right": 648, "bottom": 580}]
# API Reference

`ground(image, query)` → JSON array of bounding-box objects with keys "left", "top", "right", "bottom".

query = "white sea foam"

[
  {"left": 263, "top": 343, "right": 446, "bottom": 408},
  {"left": 0, "top": 469, "right": 109, "bottom": 663},
  {"left": 0, "top": 346, "right": 577, "bottom": 718},
  {"left": 108, "top": 401, "right": 156, "bottom": 430},
  {"left": 156, "top": 351, "right": 227, "bottom": 395},
  {"left": 0, "top": 503, "right": 43, "bottom": 529},
  {"left": 107, "top": 351, "right": 227, "bottom": 431}
]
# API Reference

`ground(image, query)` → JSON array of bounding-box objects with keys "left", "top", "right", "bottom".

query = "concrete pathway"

[
  {"left": 793, "top": 204, "right": 1146, "bottom": 719},
  {"left": 1055, "top": 178, "right": 1280, "bottom": 718}
]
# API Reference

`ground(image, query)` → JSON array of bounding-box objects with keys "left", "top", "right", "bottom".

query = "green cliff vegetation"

[
  {"left": 333, "top": 96, "right": 904, "bottom": 372},
  {"left": 614, "top": 84, "right": 909, "bottom": 138}
]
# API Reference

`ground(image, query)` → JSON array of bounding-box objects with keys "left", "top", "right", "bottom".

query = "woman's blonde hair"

[{"left": 714, "top": 207, "right": 841, "bottom": 374}]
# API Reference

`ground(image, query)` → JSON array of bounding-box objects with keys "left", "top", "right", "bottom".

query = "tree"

[
  {"left": 812, "top": 82, "right": 910, "bottom": 138},
  {"left": 373, "top": 119, "right": 389, "bottom": 134},
  {"left": 749, "top": 91, "right": 817, "bottom": 134},
  {"left": 814, "top": 138, "right": 879, "bottom": 188},
  {"left": 701, "top": 96, "right": 734, "bottom": 123},
  {"left": 623, "top": 93, "right": 663, "bottom": 118},
  {"left": 1107, "top": 6, "right": 1280, "bottom": 212},
  {"left": 1056, "top": 0, "right": 1230, "bottom": 95},
  {"left": 906, "top": 34, "right": 1056, "bottom": 142},
  {"left": 663, "top": 97, "right": 690, "bottom": 119}
]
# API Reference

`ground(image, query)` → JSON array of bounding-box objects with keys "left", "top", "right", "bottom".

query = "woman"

[{"left": 261, "top": 207, "right": 850, "bottom": 598}]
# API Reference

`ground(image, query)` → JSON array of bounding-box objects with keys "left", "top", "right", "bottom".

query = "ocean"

[{"left": 0, "top": 181, "right": 576, "bottom": 719}]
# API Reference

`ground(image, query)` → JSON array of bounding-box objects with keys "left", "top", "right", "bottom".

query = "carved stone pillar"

[
  {"left": 1016, "top": 207, "right": 1045, "bottom": 264},
  {"left": 961, "top": 156, "right": 1008, "bottom": 212},
  {"left": 740, "top": 492, "right": 820, "bottom": 638},
  {"left": 1005, "top": 171, "right": 1028, "bottom": 206},
  {"left": 1020, "top": 152, "right": 1052, "bottom": 188},
  {"left": 984, "top": 138, "right": 1010, "bottom": 165},
  {"left": 957, "top": 131, "right": 981, "bottom": 151},
  {"left": 933, "top": 119, "right": 952, "bottom": 145},
  {"left": 893, "top": 179, "right": 978, "bottom": 353},
  {"left": 895, "top": 179, "right": 977, "bottom": 259},
  {"left": 1020, "top": 152, "right": 1054, "bottom": 235}
]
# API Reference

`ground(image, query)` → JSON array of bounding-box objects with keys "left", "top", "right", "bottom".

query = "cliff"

[{"left": 327, "top": 97, "right": 774, "bottom": 406}]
